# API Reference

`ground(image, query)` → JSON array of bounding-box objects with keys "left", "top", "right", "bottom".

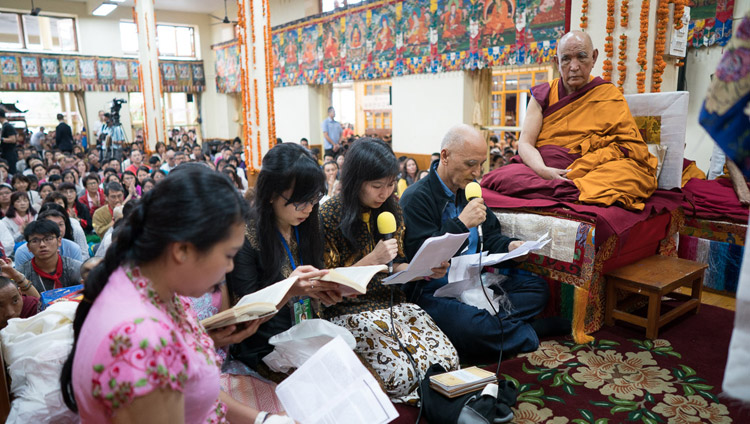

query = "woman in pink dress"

[{"left": 60, "top": 165, "right": 285, "bottom": 423}]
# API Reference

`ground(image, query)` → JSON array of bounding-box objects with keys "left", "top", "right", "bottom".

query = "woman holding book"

[
  {"left": 319, "top": 138, "right": 459, "bottom": 402},
  {"left": 226, "top": 143, "right": 342, "bottom": 372},
  {"left": 60, "top": 165, "right": 290, "bottom": 423}
]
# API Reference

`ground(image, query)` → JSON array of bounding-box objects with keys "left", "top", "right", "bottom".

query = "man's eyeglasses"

[
  {"left": 28, "top": 236, "right": 58, "bottom": 246},
  {"left": 279, "top": 193, "right": 325, "bottom": 211}
]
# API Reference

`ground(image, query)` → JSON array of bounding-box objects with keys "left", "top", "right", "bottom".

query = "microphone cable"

[{"left": 390, "top": 285, "right": 424, "bottom": 424}]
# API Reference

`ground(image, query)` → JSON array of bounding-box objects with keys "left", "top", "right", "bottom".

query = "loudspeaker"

[{"left": 187, "top": 93, "right": 194, "bottom": 102}]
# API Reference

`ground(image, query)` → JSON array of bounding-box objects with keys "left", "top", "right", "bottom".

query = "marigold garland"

[
  {"left": 603, "top": 0, "right": 616, "bottom": 81},
  {"left": 237, "top": 0, "right": 255, "bottom": 173},
  {"left": 580, "top": 0, "right": 589, "bottom": 29},
  {"left": 636, "top": 0, "right": 650, "bottom": 93},
  {"left": 673, "top": 0, "right": 685, "bottom": 30},
  {"left": 651, "top": 0, "right": 669, "bottom": 92},
  {"left": 617, "top": 0, "right": 629, "bottom": 92}
]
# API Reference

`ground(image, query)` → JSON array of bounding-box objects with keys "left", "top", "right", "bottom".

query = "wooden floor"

[{"left": 675, "top": 286, "right": 736, "bottom": 311}]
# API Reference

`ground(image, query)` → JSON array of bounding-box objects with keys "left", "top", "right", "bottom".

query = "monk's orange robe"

[
  {"left": 682, "top": 160, "right": 706, "bottom": 187},
  {"left": 534, "top": 77, "right": 658, "bottom": 210}
]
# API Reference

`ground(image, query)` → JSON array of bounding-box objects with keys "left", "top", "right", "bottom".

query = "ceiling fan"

[{"left": 210, "top": 0, "right": 238, "bottom": 25}]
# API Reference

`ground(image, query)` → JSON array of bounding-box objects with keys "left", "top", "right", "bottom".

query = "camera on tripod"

[{"left": 110, "top": 98, "right": 127, "bottom": 126}]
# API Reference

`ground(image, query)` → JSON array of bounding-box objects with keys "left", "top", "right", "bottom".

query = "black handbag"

[{"left": 420, "top": 364, "right": 517, "bottom": 424}]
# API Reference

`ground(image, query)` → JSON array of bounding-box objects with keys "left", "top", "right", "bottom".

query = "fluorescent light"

[
  {"left": 110, "top": 0, "right": 126, "bottom": 2},
  {"left": 92, "top": 3, "right": 117, "bottom": 16}
]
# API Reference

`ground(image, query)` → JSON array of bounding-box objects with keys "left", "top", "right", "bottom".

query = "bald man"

[
  {"left": 512, "top": 30, "right": 657, "bottom": 210},
  {"left": 400, "top": 125, "right": 568, "bottom": 363}
]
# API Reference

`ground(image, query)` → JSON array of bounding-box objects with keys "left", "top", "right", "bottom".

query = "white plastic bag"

[
  {"left": 0, "top": 301, "right": 79, "bottom": 423},
  {"left": 263, "top": 319, "right": 355, "bottom": 373}
]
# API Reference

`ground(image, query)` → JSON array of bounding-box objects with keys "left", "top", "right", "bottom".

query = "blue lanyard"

[{"left": 278, "top": 226, "right": 302, "bottom": 270}]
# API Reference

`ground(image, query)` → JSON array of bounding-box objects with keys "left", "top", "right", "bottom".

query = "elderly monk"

[{"left": 517, "top": 31, "right": 658, "bottom": 210}]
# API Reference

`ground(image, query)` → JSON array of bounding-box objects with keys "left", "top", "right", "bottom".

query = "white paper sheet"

[
  {"left": 382, "top": 232, "right": 469, "bottom": 285},
  {"left": 435, "top": 233, "right": 551, "bottom": 299},
  {"left": 275, "top": 336, "right": 399, "bottom": 424}
]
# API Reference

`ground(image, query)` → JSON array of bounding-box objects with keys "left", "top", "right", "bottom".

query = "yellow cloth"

[
  {"left": 682, "top": 161, "right": 707, "bottom": 187},
  {"left": 396, "top": 178, "right": 408, "bottom": 198},
  {"left": 537, "top": 78, "right": 658, "bottom": 210},
  {"left": 92, "top": 205, "right": 113, "bottom": 238}
]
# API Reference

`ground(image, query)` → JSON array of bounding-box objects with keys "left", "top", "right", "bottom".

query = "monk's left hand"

[{"left": 508, "top": 240, "right": 529, "bottom": 262}]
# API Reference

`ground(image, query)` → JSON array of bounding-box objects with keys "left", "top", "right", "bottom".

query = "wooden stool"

[{"left": 605, "top": 255, "right": 707, "bottom": 339}]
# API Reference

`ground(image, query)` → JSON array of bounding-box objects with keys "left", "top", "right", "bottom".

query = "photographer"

[{"left": 99, "top": 99, "right": 127, "bottom": 163}]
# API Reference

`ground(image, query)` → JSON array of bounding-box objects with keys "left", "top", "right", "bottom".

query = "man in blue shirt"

[
  {"left": 400, "top": 124, "right": 569, "bottom": 363},
  {"left": 321, "top": 106, "right": 342, "bottom": 158}
]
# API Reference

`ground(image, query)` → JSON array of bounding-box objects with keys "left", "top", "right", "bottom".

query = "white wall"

[
  {"left": 274, "top": 85, "right": 313, "bottom": 145},
  {"left": 391, "top": 71, "right": 473, "bottom": 155}
]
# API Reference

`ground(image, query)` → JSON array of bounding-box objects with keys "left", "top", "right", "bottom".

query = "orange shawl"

[{"left": 535, "top": 78, "right": 658, "bottom": 210}]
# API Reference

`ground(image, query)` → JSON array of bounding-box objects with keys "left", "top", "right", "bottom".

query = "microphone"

[
  {"left": 377, "top": 211, "right": 397, "bottom": 274},
  {"left": 465, "top": 182, "right": 484, "bottom": 251}
]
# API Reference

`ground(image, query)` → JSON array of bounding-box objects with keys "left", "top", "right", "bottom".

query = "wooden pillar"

[
  {"left": 133, "top": 0, "right": 165, "bottom": 152},
  {"left": 237, "top": 0, "right": 276, "bottom": 176}
]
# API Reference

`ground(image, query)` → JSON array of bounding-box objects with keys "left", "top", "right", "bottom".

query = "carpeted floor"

[{"left": 394, "top": 303, "right": 750, "bottom": 423}]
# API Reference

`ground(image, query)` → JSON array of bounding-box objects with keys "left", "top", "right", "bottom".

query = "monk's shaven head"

[
  {"left": 557, "top": 30, "right": 594, "bottom": 55},
  {"left": 554, "top": 30, "right": 599, "bottom": 94},
  {"left": 441, "top": 124, "right": 483, "bottom": 152}
]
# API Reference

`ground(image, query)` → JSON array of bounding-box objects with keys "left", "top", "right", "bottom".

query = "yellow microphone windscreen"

[
  {"left": 465, "top": 182, "right": 483, "bottom": 201},
  {"left": 377, "top": 211, "right": 397, "bottom": 235}
]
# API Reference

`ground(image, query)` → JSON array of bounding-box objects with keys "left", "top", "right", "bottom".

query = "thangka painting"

[
  {"left": 213, "top": 0, "right": 566, "bottom": 90},
  {"left": 688, "top": 0, "right": 735, "bottom": 47},
  {"left": 214, "top": 41, "right": 240, "bottom": 93},
  {"left": 0, "top": 52, "right": 204, "bottom": 92}
]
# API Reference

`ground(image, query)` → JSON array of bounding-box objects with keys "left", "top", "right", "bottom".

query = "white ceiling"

[{"left": 66, "top": 0, "right": 229, "bottom": 14}]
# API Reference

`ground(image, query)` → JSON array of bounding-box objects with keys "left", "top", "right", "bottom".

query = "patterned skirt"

[{"left": 329, "top": 303, "right": 459, "bottom": 403}]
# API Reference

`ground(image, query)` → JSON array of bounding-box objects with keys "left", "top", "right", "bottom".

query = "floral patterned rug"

[{"left": 394, "top": 303, "right": 749, "bottom": 423}]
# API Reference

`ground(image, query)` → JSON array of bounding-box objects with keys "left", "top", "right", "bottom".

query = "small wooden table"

[{"left": 605, "top": 255, "right": 707, "bottom": 339}]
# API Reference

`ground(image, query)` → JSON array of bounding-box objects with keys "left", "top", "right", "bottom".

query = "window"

[
  {"left": 360, "top": 80, "right": 391, "bottom": 136},
  {"left": 128, "top": 92, "right": 200, "bottom": 134},
  {"left": 0, "top": 11, "right": 77, "bottom": 52},
  {"left": 0, "top": 12, "right": 22, "bottom": 49},
  {"left": 120, "top": 22, "right": 197, "bottom": 58},
  {"left": 489, "top": 66, "right": 552, "bottom": 148},
  {"left": 321, "top": 0, "right": 363, "bottom": 13}
]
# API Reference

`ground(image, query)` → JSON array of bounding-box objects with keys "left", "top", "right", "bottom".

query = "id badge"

[{"left": 293, "top": 297, "right": 313, "bottom": 324}]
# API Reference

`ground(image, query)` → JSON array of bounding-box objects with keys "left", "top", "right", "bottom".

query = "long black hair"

[
  {"left": 252, "top": 143, "right": 325, "bottom": 287},
  {"left": 339, "top": 137, "right": 400, "bottom": 248},
  {"left": 60, "top": 165, "right": 249, "bottom": 412}
]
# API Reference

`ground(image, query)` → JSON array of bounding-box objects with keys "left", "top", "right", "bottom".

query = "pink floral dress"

[{"left": 72, "top": 266, "right": 228, "bottom": 423}]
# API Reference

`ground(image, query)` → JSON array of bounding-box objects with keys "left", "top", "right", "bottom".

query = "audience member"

[
  {"left": 227, "top": 143, "right": 339, "bottom": 370},
  {"left": 92, "top": 182, "right": 125, "bottom": 238},
  {"left": 400, "top": 125, "right": 568, "bottom": 363},
  {"left": 60, "top": 165, "right": 282, "bottom": 423},
  {"left": 16, "top": 220, "right": 81, "bottom": 293},
  {"left": 55, "top": 113, "right": 74, "bottom": 153},
  {"left": 322, "top": 106, "right": 342, "bottom": 157},
  {"left": 397, "top": 157, "right": 419, "bottom": 196},
  {"left": 319, "top": 138, "right": 458, "bottom": 401},
  {"left": 2, "top": 191, "right": 37, "bottom": 244},
  {"left": 0, "top": 110, "right": 18, "bottom": 174},
  {"left": 0, "top": 275, "right": 39, "bottom": 329}
]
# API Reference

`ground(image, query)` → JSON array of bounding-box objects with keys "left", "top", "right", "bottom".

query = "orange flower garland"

[
  {"left": 617, "top": 0, "right": 629, "bottom": 92},
  {"left": 237, "top": 0, "right": 255, "bottom": 173},
  {"left": 673, "top": 0, "right": 685, "bottom": 30},
  {"left": 651, "top": 0, "right": 669, "bottom": 92},
  {"left": 603, "top": 0, "right": 616, "bottom": 81},
  {"left": 580, "top": 0, "right": 589, "bottom": 29},
  {"left": 636, "top": 0, "right": 650, "bottom": 93}
]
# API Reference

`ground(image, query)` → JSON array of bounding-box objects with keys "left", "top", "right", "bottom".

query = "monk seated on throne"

[{"left": 484, "top": 31, "right": 658, "bottom": 210}]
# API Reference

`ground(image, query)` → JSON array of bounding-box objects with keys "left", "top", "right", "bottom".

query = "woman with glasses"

[
  {"left": 319, "top": 138, "right": 459, "bottom": 402},
  {"left": 226, "top": 143, "right": 343, "bottom": 372}
]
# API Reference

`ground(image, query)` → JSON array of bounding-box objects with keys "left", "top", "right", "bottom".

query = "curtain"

[
  {"left": 471, "top": 68, "right": 492, "bottom": 172},
  {"left": 74, "top": 91, "right": 89, "bottom": 149}
]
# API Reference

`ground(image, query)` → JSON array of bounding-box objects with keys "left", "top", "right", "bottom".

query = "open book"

[
  {"left": 429, "top": 366, "right": 496, "bottom": 398},
  {"left": 316, "top": 265, "right": 388, "bottom": 296},
  {"left": 200, "top": 276, "right": 299, "bottom": 330}
]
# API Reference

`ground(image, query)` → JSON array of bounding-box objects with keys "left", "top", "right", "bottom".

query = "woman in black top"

[{"left": 226, "top": 143, "right": 342, "bottom": 370}]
